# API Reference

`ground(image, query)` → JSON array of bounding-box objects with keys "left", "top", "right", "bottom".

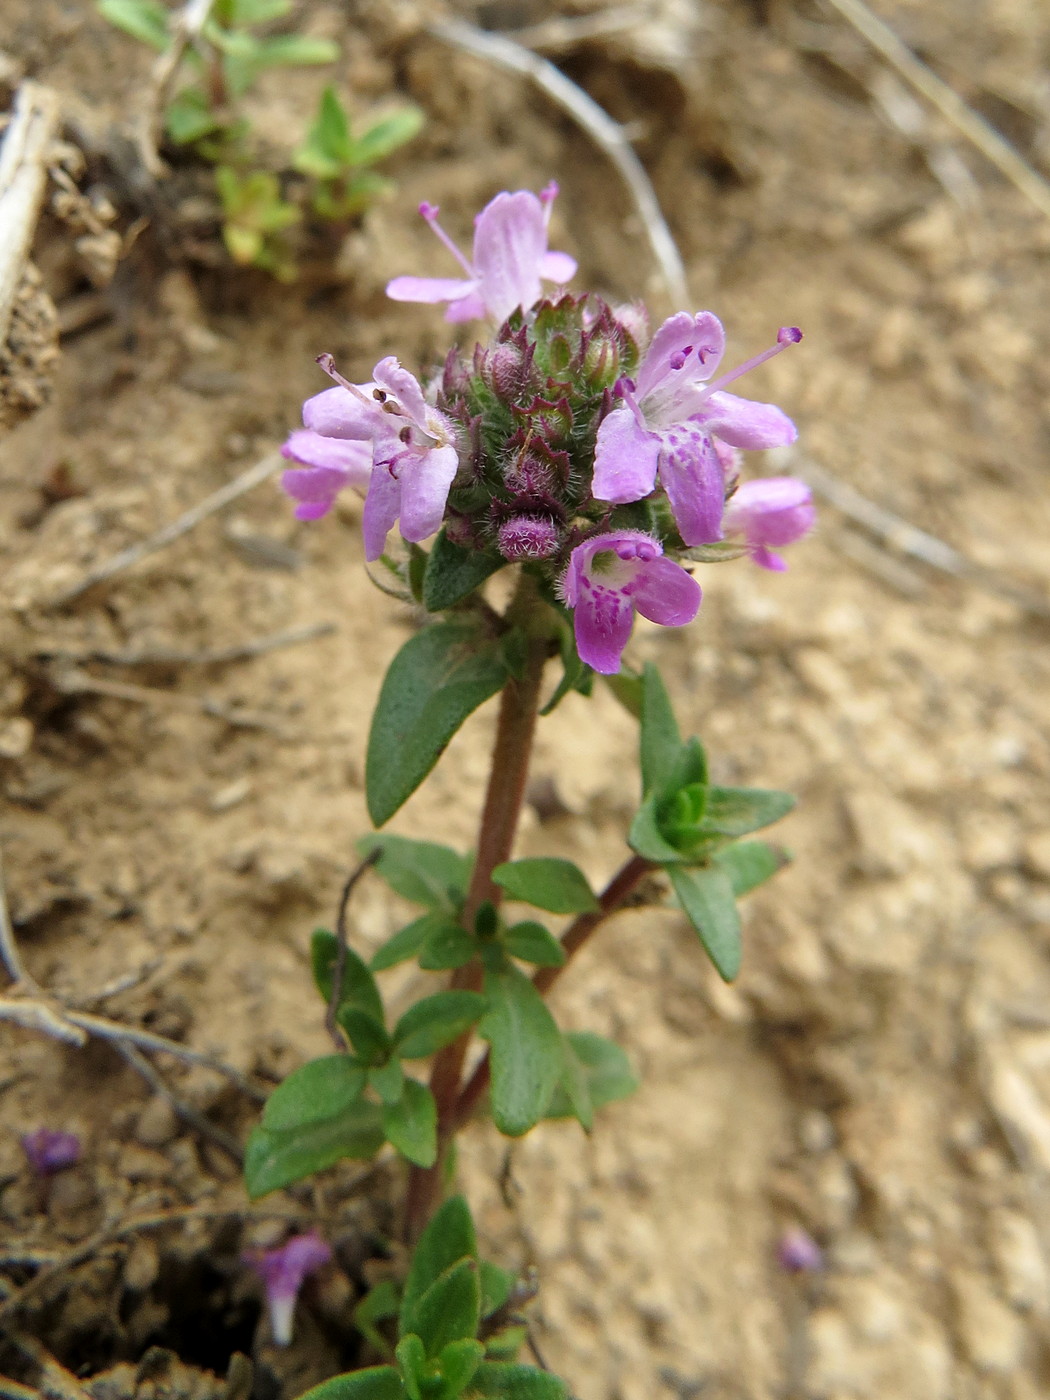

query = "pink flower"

[
  {"left": 560, "top": 530, "right": 701, "bottom": 674},
  {"left": 593, "top": 317, "right": 800, "bottom": 546},
  {"left": 244, "top": 1231, "right": 332, "bottom": 1346},
  {"left": 386, "top": 184, "right": 577, "bottom": 324},
  {"left": 722, "top": 477, "right": 815, "bottom": 571},
  {"left": 281, "top": 356, "right": 461, "bottom": 560}
]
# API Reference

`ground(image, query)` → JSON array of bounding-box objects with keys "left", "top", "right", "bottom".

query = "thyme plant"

[{"left": 248, "top": 185, "right": 814, "bottom": 1397}]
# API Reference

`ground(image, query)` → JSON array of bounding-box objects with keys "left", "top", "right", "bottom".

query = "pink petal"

[
  {"left": 444, "top": 290, "right": 488, "bottom": 323},
  {"left": 573, "top": 577, "right": 635, "bottom": 674},
  {"left": 540, "top": 250, "right": 577, "bottom": 284},
  {"left": 697, "top": 391, "right": 797, "bottom": 449},
  {"left": 398, "top": 444, "right": 459, "bottom": 543},
  {"left": 472, "top": 191, "right": 547, "bottom": 322},
  {"left": 372, "top": 357, "right": 428, "bottom": 429},
  {"left": 362, "top": 464, "right": 402, "bottom": 562},
  {"left": 723, "top": 477, "right": 814, "bottom": 545},
  {"left": 593, "top": 408, "right": 660, "bottom": 504},
  {"left": 636, "top": 312, "right": 725, "bottom": 401},
  {"left": 282, "top": 430, "right": 372, "bottom": 488},
  {"left": 751, "top": 544, "right": 788, "bottom": 571},
  {"left": 303, "top": 386, "right": 377, "bottom": 439},
  {"left": 386, "top": 275, "right": 479, "bottom": 305},
  {"left": 655, "top": 426, "right": 726, "bottom": 545},
  {"left": 281, "top": 465, "right": 351, "bottom": 520},
  {"left": 632, "top": 556, "right": 702, "bottom": 626}
]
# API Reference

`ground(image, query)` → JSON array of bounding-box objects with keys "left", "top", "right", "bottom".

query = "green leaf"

[
  {"left": 698, "top": 787, "right": 795, "bottom": 839},
  {"left": 422, "top": 532, "right": 504, "bottom": 612},
  {"left": 98, "top": 0, "right": 170, "bottom": 49},
  {"left": 224, "top": 0, "right": 292, "bottom": 26},
  {"left": 627, "top": 793, "right": 685, "bottom": 864},
  {"left": 252, "top": 33, "right": 339, "bottom": 67},
  {"left": 359, "top": 834, "right": 472, "bottom": 913},
  {"left": 539, "top": 627, "right": 588, "bottom": 716},
  {"left": 479, "top": 967, "right": 563, "bottom": 1137},
  {"left": 715, "top": 840, "right": 788, "bottom": 896},
  {"left": 311, "top": 930, "right": 384, "bottom": 1021},
  {"left": 552, "top": 1033, "right": 592, "bottom": 1130},
  {"left": 369, "top": 1056, "right": 405, "bottom": 1105},
  {"left": 350, "top": 106, "right": 426, "bottom": 167},
  {"left": 479, "top": 1262, "right": 515, "bottom": 1319},
  {"left": 404, "top": 1259, "right": 480, "bottom": 1358},
  {"left": 296, "top": 1367, "right": 403, "bottom": 1400},
  {"left": 503, "top": 921, "right": 566, "bottom": 968},
  {"left": 373, "top": 913, "right": 449, "bottom": 972},
  {"left": 338, "top": 1007, "right": 391, "bottom": 1064},
  {"left": 262, "top": 1056, "right": 365, "bottom": 1131},
  {"left": 439, "top": 1338, "right": 484, "bottom": 1397},
  {"left": 668, "top": 864, "right": 742, "bottom": 982},
  {"left": 244, "top": 1101, "right": 384, "bottom": 1197},
  {"left": 468, "top": 1362, "right": 567, "bottom": 1398},
  {"left": 492, "top": 859, "right": 598, "bottom": 915},
  {"left": 294, "top": 85, "right": 353, "bottom": 178},
  {"left": 418, "top": 921, "right": 479, "bottom": 972},
  {"left": 544, "top": 1032, "right": 638, "bottom": 1121},
  {"left": 601, "top": 667, "right": 643, "bottom": 720},
  {"left": 401, "top": 1196, "right": 477, "bottom": 1332},
  {"left": 639, "top": 663, "right": 682, "bottom": 794},
  {"left": 366, "top": 623, "right": 508, "bottom": 826},
  {"left": 164, "top": 87, "right": 222, "bottom": 144},
  {"left": 394, "top": 991, "right": 488, "bottom": 1059},
  {"left": 395, "top": 1335, "right": 426, "bottom": 1400},
  {"left": 383, "top": 1079, "right": 437, "bottom": 1167},
  {"left": 354, "top": 1277, "right": 401, "bottom": 1356}
]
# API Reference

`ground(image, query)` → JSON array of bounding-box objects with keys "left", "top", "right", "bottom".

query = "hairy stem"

[
  {"left": 449, "top": 853, "right": 655, "bottom": 1132},
  {"left": 404, "top": 576, "right": 549, "bottom": 1242}
]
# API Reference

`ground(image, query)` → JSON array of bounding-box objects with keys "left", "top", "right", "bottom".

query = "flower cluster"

[{"left": 281, "top": 184, "right": 813, "bottom": 672}]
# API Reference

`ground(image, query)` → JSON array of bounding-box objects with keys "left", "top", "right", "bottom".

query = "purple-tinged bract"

[{"left": 560, "top": 531, "right": 701, "bottom": 675}]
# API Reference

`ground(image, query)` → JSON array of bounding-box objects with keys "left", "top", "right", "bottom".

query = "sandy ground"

[{"left": 3, "top": 0, "right": 1050, "bottom": 1396}]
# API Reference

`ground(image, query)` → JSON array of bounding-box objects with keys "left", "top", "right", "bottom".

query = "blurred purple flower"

[
  {"left": 593, "top": 317, "right": 801, "bottom": 546},
  {"left": 560, "top": 530, "right": 701, "bottom": 674},
  {"left": 722, "top": 477, "right": 815, "bottom": 571},
  {"left": 282, "top": 355, "right": 460, "bottom": 559},
  {"left": 21, "top": 1128, "right": 81, "bottom": 1176},
  {"left": 777, "top": 1226, "right": 824, "bottom": 1274},
  {"left": 245, "top": 1231, "right": 332, "bottom": 1346},
  {"left": 386, "top": 185, "right": 577, "bottom": 324}
]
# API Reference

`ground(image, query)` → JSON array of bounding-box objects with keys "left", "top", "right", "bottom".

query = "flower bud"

[{"left": 497, "top": 516, "right": 560, "bottom": 560}]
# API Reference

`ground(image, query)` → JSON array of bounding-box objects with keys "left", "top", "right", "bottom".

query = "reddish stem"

[
  {"left": 403, "top": 622, "right": 549, "bottom": 1243},
  {"left": 449, "top": 852, "right": 655, "bottom": 1132}
]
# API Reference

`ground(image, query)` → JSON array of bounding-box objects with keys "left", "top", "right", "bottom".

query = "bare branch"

[
  {"left": 134, "top": 0, "right": 216, "bottom": 180},
  {"left": 821, "top": 0, "right": 1050, "bottom": 224},
  {"left": 0, "top": 82, "right": 60, "bottom": 351}
]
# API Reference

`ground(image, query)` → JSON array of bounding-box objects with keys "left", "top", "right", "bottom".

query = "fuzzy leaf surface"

[
  {"left": 366, "top": 624, "right": 508, "bottom": 826},
  {"left": 358, "top": 834, "right": 472, "bottom": 913},
  {"left": 669, "top": 864, "right": 742, "bottom": 981},
  {"left": 244, "top": 1102, "right": 384, "bottom": 1198},
  {"left": 491, "top": 859, "right": 598, "bottom": 914},
  {"left": 479, "top": 966, "right": 563, "bottom": 1136},
  {"left": 261, "top": 1056, "right": 365, "bottom": 1132},
  {"left": 383, "top": 1079, "right": 437, "bottom": 1167}
]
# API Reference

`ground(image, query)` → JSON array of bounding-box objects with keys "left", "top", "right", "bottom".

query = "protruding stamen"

[
  {"left": 419, "top": 202, "right": 474, "bottom": 276},
  {"left": 668, "top": 346, "right": 693, "bottom": 371},
  {"left": 317, "top": 353, "right": 375, "bottom": 408},
  {"left": 699, "top": 327, "right": 802, "bottom": 398}
]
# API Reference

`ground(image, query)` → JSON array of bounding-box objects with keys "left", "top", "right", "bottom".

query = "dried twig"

[
  {"left": 326, "top": 850, "right": 383, "bottom": 1048},
  {"left": 797, "top": 456, "right": 1050, "bottom": 618},
  {"left": 35, "top": 621, "right": 336, "bottom": 668},
  {"left": 426, "top": 18, "right": 689, "bottom": 309},
  {"left": 114, "top": 1039, "right": 244, "bottom": 1162},
  {"left": 46, "top": 664, "right": 290, "bottom": 733},
  {"left": 0, "top": 81, "right": 60, "bottom": 350},
  {"left": 0, "top": 849, "right": 29, "bottom": 987},
  {"left": 820, "top": 0, "right": 1050, "bottom": 224},
  {"left": 503, "top": 6, "right": 642, "bottom": 52},
  {"left": 134, "top": 0, "right": 216, "bottom": 180},
  {"left": 48, "top": 451, "right": 285, "bottom": 607}
]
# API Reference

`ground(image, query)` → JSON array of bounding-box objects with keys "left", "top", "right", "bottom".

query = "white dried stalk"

[{"left": 0, "top": 81, "right": 60, "bottom": 349}]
